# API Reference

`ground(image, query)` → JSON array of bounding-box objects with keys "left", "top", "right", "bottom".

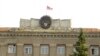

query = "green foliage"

[{"left": 71, "top": 28, "right": 88, "bottom": 56}]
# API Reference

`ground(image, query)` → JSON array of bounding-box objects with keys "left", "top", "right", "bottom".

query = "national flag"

[{"left": 47, "top": 6, "right": 53, "bottom": 10}]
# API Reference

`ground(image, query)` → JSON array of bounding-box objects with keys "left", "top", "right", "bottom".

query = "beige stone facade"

[
  {"left": 0, "top": 17, "right": 100, "bottom": 56},
  {"left": 20, "top": 18, "right": 71, "bottom": 31},
  {"left": 0, "top": 31, "right": 100, "bottom": 56}
]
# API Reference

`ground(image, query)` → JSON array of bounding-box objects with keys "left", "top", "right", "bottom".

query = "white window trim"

[
  {"left": 41, "top": 45, "right": 49, "bottom": 54},
  {"left": 57, "top": 46, "right": 65, "bottom": 54},
  {"left": 24, "top": 45, "right": 32, "bottom": 54},
  {"left": 91, "top": 46, "right": 99, "bottom": 56},
  {"left": 8, "top": 44, "right": 16, "bottom": 53}
]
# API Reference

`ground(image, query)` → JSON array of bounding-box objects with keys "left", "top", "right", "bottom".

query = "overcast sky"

[{"left": 0, "top": 0, "right": 100, "bottom": 28}]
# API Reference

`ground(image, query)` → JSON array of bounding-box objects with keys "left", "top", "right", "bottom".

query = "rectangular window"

[
  {"left": 8, "top": 44, "right": 16, "bottom": 53},
  {"left": 91, "top": 46, "right": 99, "bottom": 56},
  {"left": 57, "top": 45, "right": 65, "bottom": 54},
  {"left": 24, "top": 45, "right": 32, "bottom": 54},
  {"left": 40, "top": 45, "right": 49, "bottom": 54}
]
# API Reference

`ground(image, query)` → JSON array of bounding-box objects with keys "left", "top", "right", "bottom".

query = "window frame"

[
  {"left": 24, "top": 44, "right": 32, "bottom": 54},
  {"left": 57, "top": 44, "right": 66, "bottom": 55},
  {"left": 40, "top": 44, "right": 49, "bottom": 54},
  {"left": 91, "top": 45, "right": 99, "bottom": 56},
  {"left": 8, "top": 44, "right": 16, "bottom": 53}
]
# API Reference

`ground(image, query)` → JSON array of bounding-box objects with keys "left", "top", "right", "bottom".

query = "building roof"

[{"left": 0, "top": 27, "right": 11, "bottom": 32}]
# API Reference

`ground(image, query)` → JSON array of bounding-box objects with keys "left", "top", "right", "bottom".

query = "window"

[
  {"left": 40, "top": 45, "right": 49, "bottom": 54},
  {"left": 8, "top": 44, "right": 16, "bottom": 53},
  {"left": 91, "top": 46, "right": 99, "bottom": 56},
  {"left": 24, "top": 45, "right": 32, "bottom": 54},
  {"left": 57, "top": 45, "right": 65, "bottom": 54}
]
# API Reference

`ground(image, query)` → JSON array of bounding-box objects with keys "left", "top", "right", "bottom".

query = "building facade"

[{"left": 0, "top": 15, "right": 100, "bottom": 56}]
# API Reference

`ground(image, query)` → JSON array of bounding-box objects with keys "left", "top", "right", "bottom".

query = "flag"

[{"left": 47, "top": 6, "right": 53, "bottom": 10}]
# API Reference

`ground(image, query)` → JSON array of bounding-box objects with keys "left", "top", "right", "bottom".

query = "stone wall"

[
  {"left": 0, "top": 31, "right": 100, "bottom": 56},
  {"left": 20, "top": 18, "right": 71, "bottom": 31}
]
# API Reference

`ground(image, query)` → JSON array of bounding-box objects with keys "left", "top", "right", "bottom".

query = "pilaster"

[
  {"left": 33, "top": 44, "right": 40, "bottom": 56},
  {"left": 17, "top": 44, "right": 24, "bottom": 56},
  {"left": 0, "top": 44, "right": 7, "bottom": 56},
  {"left": 66, "top": 44, "right": 73, "bottom": 56},
  {"left": 50, "top": 44, "right": 56, "bottom": 56}
]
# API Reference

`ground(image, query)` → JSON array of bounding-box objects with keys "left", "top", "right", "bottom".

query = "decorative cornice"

[{"left": 0, "top": 31, "right": 99, "bottom": 38}]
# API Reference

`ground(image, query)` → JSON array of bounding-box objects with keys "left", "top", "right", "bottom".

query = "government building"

[{"left": 0, "top": 15, "right": 100, "bottom": 56}]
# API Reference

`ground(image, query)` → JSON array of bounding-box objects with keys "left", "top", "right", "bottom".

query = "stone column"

[
  {"left": 17, "top": 44, "right": 24, "bottom": 56},
  {"left": 33, "top": 44, "right": 40, "bottom": 56},
  {"left": 50, "top": 44, "right": 56, "bottom": 56},
  {"left": 66, "top": 44, "right": 73, "bottom": 56},
  {"left": 0, "top": 44, "right": 7, "bottom": 56}
]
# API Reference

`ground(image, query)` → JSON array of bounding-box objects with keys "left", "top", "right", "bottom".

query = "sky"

[{"left": 0, "top": 0, "right": 100, "bottom": 29}]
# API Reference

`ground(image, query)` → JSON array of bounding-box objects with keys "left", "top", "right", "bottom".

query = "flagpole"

[
  {"left": 46, "top": 0, "right": 48, "bottom": 15},
  {"left": 46, "top": 0, "right": 53, "bottom": 16},
  {"left": 46, "top": 6, "right": 53, "bottom": 16},
  {"left": 46, "top": 6, "right": 47, "bottom": 15}
]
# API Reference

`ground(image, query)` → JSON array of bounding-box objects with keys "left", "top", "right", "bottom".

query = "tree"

[{"left": 71, "top": 28, "right": 88, "bottom": 56}]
